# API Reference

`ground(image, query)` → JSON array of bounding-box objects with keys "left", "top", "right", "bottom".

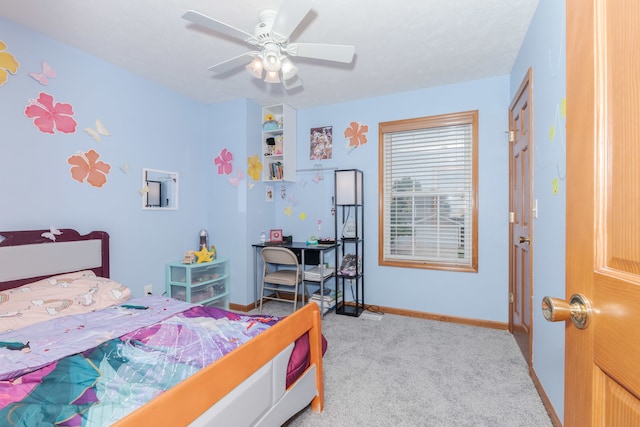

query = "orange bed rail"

[{"left": 112, "top": 303, "right": 324, "bottom": 426}]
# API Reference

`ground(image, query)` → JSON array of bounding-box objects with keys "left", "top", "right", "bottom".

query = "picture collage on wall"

[{"left": 310, "top": 126, "right": 332, "bottom": 160}]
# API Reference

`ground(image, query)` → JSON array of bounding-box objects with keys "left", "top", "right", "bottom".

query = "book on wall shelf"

[{"left": 269, "top": 162, "right": 284, "bottom": 180}]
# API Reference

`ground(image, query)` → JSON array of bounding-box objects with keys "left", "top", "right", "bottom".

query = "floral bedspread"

[{"left": 0, "top": 297, "right": 281, "bottom": 426}]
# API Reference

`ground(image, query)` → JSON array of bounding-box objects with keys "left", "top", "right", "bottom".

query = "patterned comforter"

[{"left": 0, "top": 297, "right": 282, "bottom": 426}]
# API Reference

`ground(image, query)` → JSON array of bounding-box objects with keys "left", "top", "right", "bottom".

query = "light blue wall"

[
  {"left": 204, "top": 98, "right": 268, "bottom": 304},
  {"left": 0, "top": 18, "right": 212, "bottom": 296},
  {"left": 277, "top": 76, "right": 512, "bottom": 322},
  {"left": 510, "top": 0, "right": 566, "bottom": 421}
]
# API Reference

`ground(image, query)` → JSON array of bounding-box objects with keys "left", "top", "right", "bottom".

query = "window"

[{"left": 379, "top": 111, "right": 478, "bottom": 272}]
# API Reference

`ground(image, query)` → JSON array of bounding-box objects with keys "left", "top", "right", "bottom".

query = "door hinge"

[
  {"left": 509, "top": 212, "right": 515, "bottom": 223},
  {"left": 510, "top": 292, "right": 514, "bottom": 304},
  {"left": 508, "top": 130, "right": 515, "bottom": 142}
]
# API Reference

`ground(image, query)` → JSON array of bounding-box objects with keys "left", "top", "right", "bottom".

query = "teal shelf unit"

[{"left": 166, "top": 258, "right": 229, "bottom": 309}]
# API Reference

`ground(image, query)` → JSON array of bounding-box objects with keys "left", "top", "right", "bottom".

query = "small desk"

[{"left": 252, "top": 242, "right": 337, "bottom": 314}]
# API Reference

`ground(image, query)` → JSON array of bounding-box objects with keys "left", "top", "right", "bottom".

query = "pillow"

[
  {"left": 0, "top": 270, "right": 131, "bottom": 332},
  {"left": 286, "top": 332, "right": 328, "bottom": 388}
]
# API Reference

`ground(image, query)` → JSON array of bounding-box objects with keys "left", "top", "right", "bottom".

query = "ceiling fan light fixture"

[
  {"left": 245, "top": 57, "right": 264, "bottom": 79},
  {"left": 280, "top": 57, "right": 298, "bottom": 81},
  {"left": 264, "top": 70, "right": 281, "bottom": 84}
]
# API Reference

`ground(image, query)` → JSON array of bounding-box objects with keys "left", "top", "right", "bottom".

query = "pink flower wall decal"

[
  {"left": 344, "top": 121, "right": 369, "bottom": 149},
  {"left": 25, "top": 92, "right": 77, "bottom": 134},
  {"left": 67, "top": 149, "right": 111, "bottom": 188},
  {"left": 214, "top": 148, "right": 233, "bottom": 175}
]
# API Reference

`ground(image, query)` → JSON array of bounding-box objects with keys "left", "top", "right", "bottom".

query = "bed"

[{"left": 0, "top": 228, "right": 325, "bottom": 426}]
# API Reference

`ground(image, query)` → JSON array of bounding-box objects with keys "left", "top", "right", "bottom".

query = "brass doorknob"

[
  {"left": 518, "top": 236, "right": 531, "bottom": 244},
  {"left": 541, "top": 294, "right": 592, "bottom": 329}
]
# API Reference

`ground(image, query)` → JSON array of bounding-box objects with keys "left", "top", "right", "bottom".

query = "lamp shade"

[
  {"left": 335, "top": 169, "right": 363, "bottom": 205},
  {"left": 262, "top": 44, "right": 281, "bottom": 72},
  {"left": 280, "top": 57, "right": 298, "bottom": 81},
  {"left": 245, "top": 57, "right": 263, "bottom": 79},
  {"left": 264, "top": 70, "right": 280, "bottom": 83}
]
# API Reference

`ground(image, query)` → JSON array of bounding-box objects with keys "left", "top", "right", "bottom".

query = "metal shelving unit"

[{"left": 334, "top": 169, "right": 364, "bottom": 317}]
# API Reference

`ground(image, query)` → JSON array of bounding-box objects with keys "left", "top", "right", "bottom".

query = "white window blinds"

[{"left": 380, "top": 111, "right": 477, "bottom": 270}]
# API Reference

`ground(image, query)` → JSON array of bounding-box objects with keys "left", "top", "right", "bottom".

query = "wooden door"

[
  {"left": 565, "top": 0, "right": 640, "bottom": 424},
  {"left": 509, "top": 68, "right": 533, "bottom": 366}
]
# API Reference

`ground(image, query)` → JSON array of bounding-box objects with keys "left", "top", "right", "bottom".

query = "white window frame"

[{"left": 378, "top": 110, "right": 478, "bottom": 272}]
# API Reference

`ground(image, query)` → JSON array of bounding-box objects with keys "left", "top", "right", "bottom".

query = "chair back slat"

[{"left": 261, "top": 247, "right": 299, "bottom": 266}]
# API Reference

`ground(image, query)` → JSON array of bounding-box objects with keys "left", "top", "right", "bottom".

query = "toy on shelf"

[
  {"left": 263, "top": 113, "right": 278, "bottom": 131},
  {"left": 194, "top": 245, "right": 215, "bottom": 263},
  {"left": 182, "top": 250, "right": 196, "bottom": 264},
  {"left": 274, "top": 135, "right": 283, "bottom": 154}
]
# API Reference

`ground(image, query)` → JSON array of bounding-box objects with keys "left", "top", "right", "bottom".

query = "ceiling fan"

[{"left": 182, "top": 0, "right": 356, "bottom": 89}]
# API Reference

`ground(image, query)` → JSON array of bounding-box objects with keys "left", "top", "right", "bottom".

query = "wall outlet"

[{"left": 144, "top": 284, "right": 153, "bottom": 296}]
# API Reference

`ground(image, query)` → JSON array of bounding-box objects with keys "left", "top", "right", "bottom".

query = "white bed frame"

[{"left": 0, "top": 229, "right": 324, "bottom": 426}]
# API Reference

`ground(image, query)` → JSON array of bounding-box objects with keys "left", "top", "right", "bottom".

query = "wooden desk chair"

[{"left": 260, "top": 246, "right": 307, "bottom": 313}]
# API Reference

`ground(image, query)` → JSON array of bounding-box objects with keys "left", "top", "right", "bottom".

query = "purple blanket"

[{"left": 0, "top": 297, "right": 282, "bottom": 426}]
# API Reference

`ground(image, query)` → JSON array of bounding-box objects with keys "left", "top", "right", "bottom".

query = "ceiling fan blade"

[
  {"left": 282, "top": 75, "right": 303, "bottom": 90},
  {"left": 270, "top": 0, "right": 314, "bottom": 41},
  {"left": 286, "top": 43, "right": 355, "bottom": 63},
  {"left": 208, "top": 52, "right": 258, "bottom": 75},
  {"left": 183, "top": 10, "right": 255, "bottom": 44}
]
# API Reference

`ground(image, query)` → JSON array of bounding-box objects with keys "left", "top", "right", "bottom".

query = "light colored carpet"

[{"left": 251, "top": 301, "right": 553, "bottom": 427}]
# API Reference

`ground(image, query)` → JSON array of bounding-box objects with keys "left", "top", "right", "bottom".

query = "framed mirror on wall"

[{"left": 142, "top": 168, "right": 179, "bottom": 210}]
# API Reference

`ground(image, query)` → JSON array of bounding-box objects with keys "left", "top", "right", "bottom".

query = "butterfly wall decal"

[
  {"left": 120, "top": 162, "right": 129, "bottom": 174},
  {"left": 29, "top": 61, "right": 56, "bottom": 85},
  {"left": 139, "top": 184, "right": 149, "bottom": 195},
  {"left": 311, "top": 164, "right": 324, "bottom": 183},
  {"left": 228, "top": 168, "right": 245, "bottom": 187},
  {"left": 288, "top": 194, "right": 300, "bottom": 206},
  {"left": 41, "top": 226, "right": 62, "bottom": 241},
  {"left": 84, "top": 119, "right": 110, "bottom": 142}
]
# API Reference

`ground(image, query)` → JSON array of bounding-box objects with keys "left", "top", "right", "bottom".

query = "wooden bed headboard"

[{"left": 0, "top": 229, "right": 109, "bottom": 291}]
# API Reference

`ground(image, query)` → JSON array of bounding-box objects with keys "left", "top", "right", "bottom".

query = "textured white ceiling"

[{"left": 0, "top": 0, "right": 538, "bottom": 109}]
